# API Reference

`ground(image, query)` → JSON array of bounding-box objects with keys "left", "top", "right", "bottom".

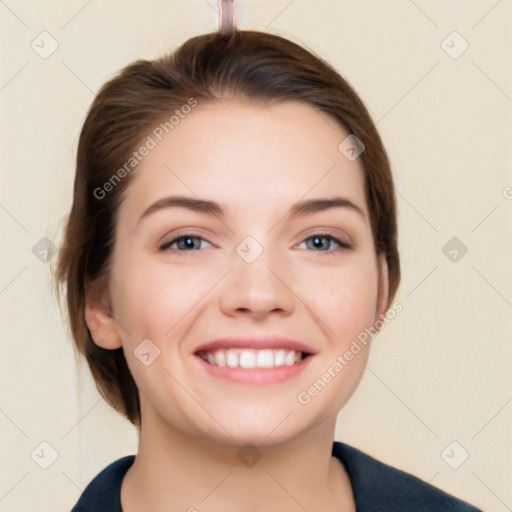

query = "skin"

[{"left": 85, "top": 98, "right": 389, "bottom": 512}]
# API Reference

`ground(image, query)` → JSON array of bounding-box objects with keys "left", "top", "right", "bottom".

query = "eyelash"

[{"left": 159, "top": 233, "right": 353, "bottom": 253}]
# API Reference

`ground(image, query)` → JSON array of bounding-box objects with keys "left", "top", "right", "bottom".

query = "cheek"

[
  {"left": 302, "top": 255, "right": 379, "bottom": 346},
  {"left": 110, "top": 256, "right": 214, "bottom": 343}
]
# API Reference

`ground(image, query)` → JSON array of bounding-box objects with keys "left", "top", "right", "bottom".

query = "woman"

[{"left": 56, "top": 30, "right": 481, "bottom": 511}]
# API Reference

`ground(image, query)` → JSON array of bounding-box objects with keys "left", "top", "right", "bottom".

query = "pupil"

[
  {"left": 182, "top": 237, "right": 195, "bottom": 249},
  {"left": 313, "top": 237, "right": 325, "bottom": 249}
]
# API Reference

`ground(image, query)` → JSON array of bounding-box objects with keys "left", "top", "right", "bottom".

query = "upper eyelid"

[{"left": 159, "top": 229, "right": 349, "bottom": 242}]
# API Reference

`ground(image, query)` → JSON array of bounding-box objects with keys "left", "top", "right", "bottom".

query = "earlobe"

[
  {"left": 375, "top": 253, "right": 390, "bottom": 328},
  {"left": 84, "top": 279, "right": 122, "bottom": 350}
]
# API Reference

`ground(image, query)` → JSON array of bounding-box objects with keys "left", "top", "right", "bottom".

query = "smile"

[
  {"left": 194, "top": 348, "right": 314, "bottom": 385},
  {"left": 197, "top": 348, "right": 309, "bottom": 368}
]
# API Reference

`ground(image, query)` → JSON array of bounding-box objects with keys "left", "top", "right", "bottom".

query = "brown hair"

[{"left": 55, "top": 30, "right": 400, "bottom": 430}]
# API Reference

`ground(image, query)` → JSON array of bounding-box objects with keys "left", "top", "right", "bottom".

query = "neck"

[{"left": 121, "top": 407, "right": 355, "bottom": 512}]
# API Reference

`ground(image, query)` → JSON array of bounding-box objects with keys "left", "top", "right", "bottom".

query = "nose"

[{"left": 218, "top": 246, "right": 296, "bottom": 320}]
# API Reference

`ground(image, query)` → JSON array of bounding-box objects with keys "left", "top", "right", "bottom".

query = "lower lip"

[{"left": 194, "top": 355, "right": 314, "bottom": 385}]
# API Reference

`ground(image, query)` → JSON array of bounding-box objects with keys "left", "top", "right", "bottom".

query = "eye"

[
  {"left": 159, "top": 232, "right": 353, "bottom": 253},
  {"left": 296, "top": 233, "right": 353, "bottom": 252},
  {"left": 159, "top": 234, "right": 213, "bottom": 252}
]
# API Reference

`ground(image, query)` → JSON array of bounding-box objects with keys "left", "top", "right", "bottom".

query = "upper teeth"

[{"left": 199, "top": 349, "right": 303, "bottom": 368}]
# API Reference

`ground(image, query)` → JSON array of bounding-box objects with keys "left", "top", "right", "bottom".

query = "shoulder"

[
  {"left": 332, "top": 442, "right": 482, "bottom": 512},
  {"left": 69, "top": 455, "right": 135, "bottom": 512}
]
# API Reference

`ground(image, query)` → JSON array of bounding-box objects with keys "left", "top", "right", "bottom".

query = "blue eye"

[
  {"left": 299, "top": 234, "right": 353, "bottom": 252},
  {"left": 159, "top": 235, "right": 212, "bottom": 252}
]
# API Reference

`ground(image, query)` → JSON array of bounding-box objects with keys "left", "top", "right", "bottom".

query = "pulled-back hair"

[{"left": 55, "top": 30, "right": 400, "bottom": 430}]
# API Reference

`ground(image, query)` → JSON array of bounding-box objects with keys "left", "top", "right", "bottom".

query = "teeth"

[
  {"left": 284, "top": 350, "right": 295, "bottom": 366},
  {"left": 239, "top": 350, "right": 257, "bottom": 368},
  {"left": 275, "top": 350, "right": 285, "bottom": 366},
  {"left": 214, "top": 350, "right": 226, "bottom": 367},
  {"left": 256, "top": 349, "right": 274, "bottom": 368},
  {"left": 226, "top": 349, "right": 239, "bottom": 368},
  {"left": 200, "top": 348, "right": 305, "bottom": 368}
]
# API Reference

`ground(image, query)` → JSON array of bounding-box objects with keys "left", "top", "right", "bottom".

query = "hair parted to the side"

[{"left": 54, "top": 30, "right": 401, "bottom": 431}]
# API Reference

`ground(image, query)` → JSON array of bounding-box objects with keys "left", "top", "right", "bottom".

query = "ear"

[
  {"left": 84, "top": 277, "right": 122, "bottom": 350},
  {"left": 375, "top": 252, "right": 390, "bottom": 329}
]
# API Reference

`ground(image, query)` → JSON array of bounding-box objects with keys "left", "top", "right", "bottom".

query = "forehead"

[{"left": 122, "top": 98, "right": 367, "bottom": 221}]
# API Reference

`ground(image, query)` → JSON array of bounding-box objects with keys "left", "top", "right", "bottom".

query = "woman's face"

[{"left": 88, "top": 98, "right": 388, "bottom": 446}]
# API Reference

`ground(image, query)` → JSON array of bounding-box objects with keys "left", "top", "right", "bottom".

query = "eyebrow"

[{"left": 138, "top": 195, "right": 365, "bottom": 223}]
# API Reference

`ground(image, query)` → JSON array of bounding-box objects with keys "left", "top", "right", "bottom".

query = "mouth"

[
  {"left": 192, "top": 336, "right": 315, "bottom": 384},
  {"left": 196, "top": 348, "right": 312, "bottom": 369}
]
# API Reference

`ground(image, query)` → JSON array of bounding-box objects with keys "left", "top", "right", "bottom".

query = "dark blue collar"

[{"left": 71, "top": 441, "right": 481, "bottom": 511}]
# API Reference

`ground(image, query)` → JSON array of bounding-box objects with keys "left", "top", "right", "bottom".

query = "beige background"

[{"left": 1, "top": 1, "right": 511, "bottom": 511}]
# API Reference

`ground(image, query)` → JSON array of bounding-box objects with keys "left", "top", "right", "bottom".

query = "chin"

[{"left": 196, "top": 402, "right": 327, "bottom": 449}]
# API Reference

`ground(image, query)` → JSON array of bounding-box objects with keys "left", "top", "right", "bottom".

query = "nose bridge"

[{"left": 219, "top": 234, "right": 295, "bottom": 316}]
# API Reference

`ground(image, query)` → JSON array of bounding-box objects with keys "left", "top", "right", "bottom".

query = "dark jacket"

[{"left": 70, "top": 441, "right": 482, "bottom": 511}]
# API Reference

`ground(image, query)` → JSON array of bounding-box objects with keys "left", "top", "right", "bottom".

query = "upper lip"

[{"left": 194, "top": 335, "right": 316, "bottom": 355}]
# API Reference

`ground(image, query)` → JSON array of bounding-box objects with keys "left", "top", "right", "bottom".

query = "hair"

[{"left": 54, "top": 29, "right": 401, "bottom": 431}]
